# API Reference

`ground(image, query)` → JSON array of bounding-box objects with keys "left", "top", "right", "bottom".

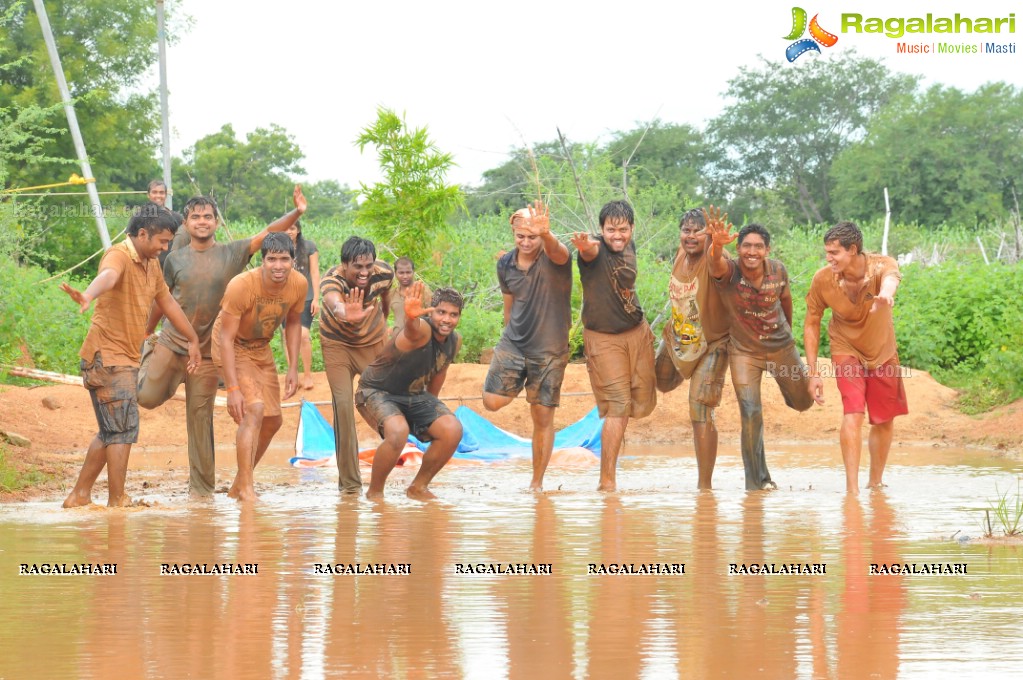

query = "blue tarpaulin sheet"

[{"left": 291, "top": 400, "right": 602, "bottom": 466}]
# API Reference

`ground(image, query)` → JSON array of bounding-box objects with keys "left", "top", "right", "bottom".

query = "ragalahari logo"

[{"left": 784, "top": 7, "right": 838, "bottom": 61}]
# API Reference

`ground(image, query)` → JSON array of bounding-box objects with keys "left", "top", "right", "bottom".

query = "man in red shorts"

[{"left": 804, "top": 221, "right": 908, "bottom": 494}]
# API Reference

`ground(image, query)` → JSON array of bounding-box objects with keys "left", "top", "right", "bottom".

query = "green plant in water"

[{"left": 986, "top": 480, "right": 1023, "bottom": 536}]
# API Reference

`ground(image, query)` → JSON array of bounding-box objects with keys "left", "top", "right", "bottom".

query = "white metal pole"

[
  {"left": 157, "top": 0, "right": 173, "bottom": 209},
  {"left": 31, "top": 0, "right": 111, "bottom": 248},
  {"left": 881, "top": 187, "right": 891, "bottom": 256}
]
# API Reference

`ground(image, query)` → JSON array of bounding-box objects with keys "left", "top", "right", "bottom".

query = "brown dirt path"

[{"left": 2, "top": 362, "right": 1021, "bottom": 501}]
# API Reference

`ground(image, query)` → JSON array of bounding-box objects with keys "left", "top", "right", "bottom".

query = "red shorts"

[{"left": 833, "top": 355, "right": 909, "bottom": 425}]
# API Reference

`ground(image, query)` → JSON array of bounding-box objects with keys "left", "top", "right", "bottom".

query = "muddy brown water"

[{"left": 2, "top": 445, "right": 1022, "bottom": 679}]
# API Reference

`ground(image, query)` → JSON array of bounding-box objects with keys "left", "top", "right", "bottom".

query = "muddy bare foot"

[
  {"left": 228, "top": 486, "right": 259, "bottom": 502},
  {"left": 406, "top": 485, "right": 437, "bottom": 501},
  {"left": 62, "top": 491, "right": 92, "bottom": 509},
  {"left": 597, "top": 482, "right": 617, "bottom": 493},
  {"left": 366, "top": 489, "right": 384, "bottom": 501},
  {"left": 760, "top": 481, "right": 779, "bottom": 491},
  {"left": 528, "top": 481, "right": 544, "bottom": 493},
  {"left": 867, "top": 481, "right": 888, "bottom": 490},
  {"left": 107, "top": 495, "right": 136, "bottom": 508}
]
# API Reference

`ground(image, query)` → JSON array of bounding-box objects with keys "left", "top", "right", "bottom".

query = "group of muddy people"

[{"left": 59, "top": 179, "right": 907, "bottom": 508}]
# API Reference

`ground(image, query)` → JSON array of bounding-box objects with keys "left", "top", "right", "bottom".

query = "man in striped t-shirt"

[
  {"left": 319, "top": 236, "right": 394, "bottom": 493},
  {"left": 60, "top": 204, "right": 201, "bottom": 508}
]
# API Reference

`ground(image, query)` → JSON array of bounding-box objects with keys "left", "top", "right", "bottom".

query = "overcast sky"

[{"left": 154, "top": 0, "right": 1022, "bottom": 190}]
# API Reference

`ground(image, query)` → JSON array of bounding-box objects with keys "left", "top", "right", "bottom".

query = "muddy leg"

[
  {"left": 253, "top": 414, "right": 283, "bottom": 469},
  {"left": 867, "top": 420, "right": 894, "bottom": 489},
  {"left": 840, "top": 413, "right": 864, "bottom": 494},
  {"left": 598, "top": 416, "right": 629, "bottom": 492},
  {"left": 407, "top": 415, "right": 461, "bottom": 500},
  {"left": 367, "top": 416, "right": 409, "bottom": 500},
  {"left": 529, "top": 403, "right": 556, "bottom": 492},
  {"left": 62, "top": 435, "right": 108, "bottom": 508},
  {"left": 229, "top": 404, "right": 264, "bottom": 502},
  {"left": 692, "top": 420, "right": 718, "bottom": 490}
]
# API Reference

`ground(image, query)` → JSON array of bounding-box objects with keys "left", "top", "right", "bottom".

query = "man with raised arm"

[
  {"left": 482, "top": 201, "right": 572, "bottom": 492},
  {"left": 61, "top": 204, "right": 201, "bottom": 508},
  {"left": 704, "top": 208, "right": 814, "bottom": 491},
  {"left": 654, "top": 208, "right": 731, "bottom": 489},
  {"left": 137, "top": 186, "right": 306, "bottom": 497},
  {"left": 571, "top": 200, "right": 657, "bottom": 492},
  {"left": 804, "top": 221, "right": 907, "bottom": 494},
  {"left": 212, "top": 232, "right": 307, "bottom": 502},
  {"left": 319, "top": 236, "right": 394, "bottom": 494},
  {"left": 357, "top": 282, "right": 464, "bottom": 500}
]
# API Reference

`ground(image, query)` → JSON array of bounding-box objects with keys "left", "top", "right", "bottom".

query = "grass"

[
  {"left": 984, "top": 480, "right": 1023, "bottom": 537},
  {"left": 0, "top": 443, "right": 53, "bottom": 494}
]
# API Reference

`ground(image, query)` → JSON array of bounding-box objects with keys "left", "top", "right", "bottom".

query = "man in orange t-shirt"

[
  {"left": 212, "top": 232, "right": 307, "bottom": 501},
  {"left": 60, "top": 204, "right": 201, "bottom": 508},
  {"left": 804, "top": 221, "right": 908, "bottom": 494}
]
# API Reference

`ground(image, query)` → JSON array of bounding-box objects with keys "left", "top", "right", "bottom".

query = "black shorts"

[
  {"left": 81, "top": 353, "right": 140, "bottom": 445},
  {"left": 355, "top": 389, "right": 453, "bottom": 442}
]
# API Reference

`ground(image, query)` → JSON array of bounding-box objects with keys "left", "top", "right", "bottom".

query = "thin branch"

[{"left": 556, "top": 127, "right": 597, "bottom": 232}]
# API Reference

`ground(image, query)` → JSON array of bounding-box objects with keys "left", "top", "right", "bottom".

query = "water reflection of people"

[
  {"left": 500, "top": 495, "right": 574, "bottom": 679},
  {"left": 587, "top": 496, "right": 659, "bottom": 679},
  {"left": 323, "top": 502, "right": 458, "bottom": 676},
  {"left": 837, "top": 494, "right": 905, "bottom": 679}
]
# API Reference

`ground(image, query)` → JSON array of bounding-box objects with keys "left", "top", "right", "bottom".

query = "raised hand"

[
  {"left": 404, "top": 281, "right": 434, "bottom": 321},
  {"left": 524, "top": 200, "right": 550, "bottom": 237},
  {"left": 701, "top": 205, "right": 737, "bottom": 248},
  {"left": 293, "top": 184, "right": 307, "bottom": 214},
  {"left": 334, "top": 286, "right": 376, "bottom": 324},
  {"left": 60, "top": 282, "right": 92, "bottom": 313},
  {"left": 570, "top": 231, "right": 596, "bottom": 251}
]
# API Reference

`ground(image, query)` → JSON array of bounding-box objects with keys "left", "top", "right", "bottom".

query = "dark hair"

[
  {"left": 598, "top": 200, "right": 635, "bottom": 228},
  {"left": 127, "top": 203, "right": 178, "bottom": 237},
  {"left": 824, "top": 221, "right": 863, "bottom": 255},
  {"left": 679, "top": 208, "right": 706, "bottom": 230},
  {"left": 291, "top": 219, "right": 310, "bottom": 272},
  {"left": 431, "top": 287, "right": 464, "bottom": 311},
  {"left": 181, "top": 196, "right": 220, "bottom": 220},
  {"left": 737, "top": 223, "right": 771, "bottom": 247},
  {"left": 394, "top": 256, "right": 415, "bottom": 271},
  {"left": 261, "top": 232, "right": 295, "bottom": 258},
  {"left": 147, "top": 179, "right": 167, "bottom": 192},
  {"left": 340, "top": 236, "right": 376, "bottom": 265}
]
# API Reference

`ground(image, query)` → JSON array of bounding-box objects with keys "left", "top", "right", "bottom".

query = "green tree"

[
  {"left": 831, "top": 83, "right": 1023, "bottom": 227},
  {"left": 0, "top": 0, "right": 188, "bottom": 270},
  {"left": 175, "top": 123, "right": 305, "bottom": 222},
  {"left": 301, "top": 179, "right": 357, "bottom": 222},
  {"left": 707, "top": 52, "right": 917, "bottom": 225},
  {"left": 355, "top": 108, "right": 464, "bottom": 265}
]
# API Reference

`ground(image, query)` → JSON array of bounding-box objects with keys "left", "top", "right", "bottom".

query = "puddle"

[{"left": 2, "top": 446, "right": 1022, "bottom": 678}]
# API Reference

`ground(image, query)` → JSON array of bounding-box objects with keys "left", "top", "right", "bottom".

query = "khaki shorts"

[
  {"left": 81, "top": 353, "right": 140, "bottom": 445},
  {"left": 583, "top": 321, "right": 657, "bottom": 419},
  {"left": 214, "top": 343, "right": 282, "bottom": 417}
]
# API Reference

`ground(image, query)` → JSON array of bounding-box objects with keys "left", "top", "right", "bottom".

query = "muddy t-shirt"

[
  {"left": 714, "top": 258, "right": 793, "bottom": 354},
  {"left": 159, "top": 239, "right": 253, "bottom": 357},
  {"left": 360, "top": 321, "right": 460, "bottom": 395},
  {"left": 80, "top": 239, "right": 170, "bottom": 366},
  {"left": 318, "top": 261, "right": 394, "bottom": 347},
  {"left": 578, "top": 238, "right": 645, "bottom": 333},
  {"left": 212, "top": 268, "right": 307, "bottom": 350},
  {"left": 806, "top": 253, "right": 902, "bottom": 368},
  {"left": 496, "top": 249, "right": 572, "bottom": 357},
  {"left": 664, "top": 251, "right": 730, "bottom": 378}
]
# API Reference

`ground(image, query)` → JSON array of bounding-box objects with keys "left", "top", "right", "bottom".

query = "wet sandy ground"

[{"left": 2, "top": 445, "right": 1023, "bottom": 679}]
